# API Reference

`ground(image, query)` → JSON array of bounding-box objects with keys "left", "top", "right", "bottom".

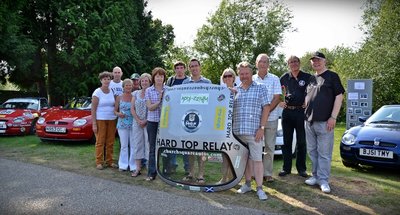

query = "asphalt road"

[{"left": 0, "top": 158, "right": 269, "bottom": 215}]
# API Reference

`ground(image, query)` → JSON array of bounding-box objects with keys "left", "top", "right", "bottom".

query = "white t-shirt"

[
  {"left": 109, "top": 80, "right": 123, "bottom": 96},
  {"left": 92, "top": 88, "right": 117, "bottom": 120}
]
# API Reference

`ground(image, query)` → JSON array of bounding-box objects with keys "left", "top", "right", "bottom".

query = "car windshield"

[
  {"left": 366, "top": 106, "right": 400, "bottom": 124},
  {"left": 64, "top": 98, "right": 92, "bottom": 110},
  {"left": 2, "top": 102, "right": 38, "bottom": 110}
]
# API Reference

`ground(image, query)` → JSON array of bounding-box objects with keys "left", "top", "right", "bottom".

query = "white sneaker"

[
  {"left": 320, "top": 183, "right": 331, "bottom": 193},
  {"left": 305, "top": 177, "right": 318, "bottom": 186},
  {"left": 237, "top": 184, "right": 252, "bottom": 194},
  {"left": 257, "top": 189, "right": 268, "bottom": 201}
]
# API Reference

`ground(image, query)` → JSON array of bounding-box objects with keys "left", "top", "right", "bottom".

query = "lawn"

[{"left": 0, "top": 124, "right": 399, "bottom": 214}]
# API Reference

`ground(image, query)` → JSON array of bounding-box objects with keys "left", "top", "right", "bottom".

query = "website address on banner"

[{"left": 162, "top": 149, "right": 221, "bottom": 157}]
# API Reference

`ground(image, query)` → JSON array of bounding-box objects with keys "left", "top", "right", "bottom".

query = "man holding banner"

[{"left": 234, "top": 62, "right": 270, "bottom": 201}]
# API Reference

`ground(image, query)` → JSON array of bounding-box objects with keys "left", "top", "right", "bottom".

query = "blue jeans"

[
  {"left": 305, "top": 121, "right": 334, "bottom": 184},
  {"left": 147, "top": 121, "right": 159, "bottom": 177}
]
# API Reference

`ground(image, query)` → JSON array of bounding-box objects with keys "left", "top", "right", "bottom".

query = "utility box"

[{"left": 346, "top": 79, "right": 373, "bottom": 129}]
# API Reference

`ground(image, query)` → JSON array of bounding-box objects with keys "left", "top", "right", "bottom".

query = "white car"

[
  {"left": 274, "top": 117, "right": 297, "bottom": 155},
  {"left": 274, "top": 107, "right": 297, "bottom": 155}
]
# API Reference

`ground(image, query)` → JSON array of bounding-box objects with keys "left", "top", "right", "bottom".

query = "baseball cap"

[
  {"left": 130, "top": 73, "right": 140, "bottom": 80},
  {"left": 310, "top": 51, "right": 326, "bottom": 60}
]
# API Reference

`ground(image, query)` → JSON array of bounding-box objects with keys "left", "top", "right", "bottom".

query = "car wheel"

[
  {"left": 29, "top": 118, "right": 38, "bottom": 135},
  {"left": 89, "top": 135, "right": 96, "bottom": 144},
  {"left": 342, "top": 160, "right": 358, "bottom": 168},
  {"left": 40, "top": 138, "right": 49, "bottom": 143}
]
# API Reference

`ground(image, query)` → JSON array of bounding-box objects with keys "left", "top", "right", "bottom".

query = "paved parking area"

[{"left": 0, "top": 158, "right": 269, "bottom": 215}]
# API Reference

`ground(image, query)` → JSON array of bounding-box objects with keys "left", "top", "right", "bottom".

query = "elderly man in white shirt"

[{"left": 253, "top": 53, "right": 282, "bottom": 183}]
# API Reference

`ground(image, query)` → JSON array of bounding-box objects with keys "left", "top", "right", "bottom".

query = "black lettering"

[{"left": 203, "top": 141, "right": 209, "bottom": 150}]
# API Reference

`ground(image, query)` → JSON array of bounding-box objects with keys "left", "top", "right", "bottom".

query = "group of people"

[{"left": 91, "top": 51, "right": 344, "bottom": 201}]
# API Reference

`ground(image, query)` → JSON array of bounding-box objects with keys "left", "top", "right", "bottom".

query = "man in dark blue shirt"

[{"left": 278, "top": 56, "right": 311, "bottom": 178}]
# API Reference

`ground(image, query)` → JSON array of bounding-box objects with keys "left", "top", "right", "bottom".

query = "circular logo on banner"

[
  {"left": 299, "top": 80, "right": 306, "bottom": 86},
  {"left": 182, "top": 110, "right": 202, "bottom": 133},
  {"left": 164, "top": 95, "right": 170, "bottom": 102},
  {"left": 217, "top": 94, "right": 225, "bottom": 102}
]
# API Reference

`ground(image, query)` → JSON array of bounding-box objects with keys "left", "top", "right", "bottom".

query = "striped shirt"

[
  {"left": 233, "top": 82, "right": 270, "bottom": 136},
  {"left": 253, "top": 72, "right": 282, "bottom": 121}
]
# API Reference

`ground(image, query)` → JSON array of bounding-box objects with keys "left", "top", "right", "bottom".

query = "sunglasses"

[{"left": 223, "top": 74, "right": 233, "bottom": 78}]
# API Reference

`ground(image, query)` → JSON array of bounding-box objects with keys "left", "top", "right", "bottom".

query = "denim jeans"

[
  {"left": 147, "top": 121, "right": 159, "bottom": 177},
  {"left": 305, "top": 121, "right": 334, "bottom": 184}
]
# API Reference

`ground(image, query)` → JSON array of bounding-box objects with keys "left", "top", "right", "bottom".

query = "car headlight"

[
  {"left": 276, "top": 129, "right": 283, "bottom": 137},
  {"left": 342, "top": 133, "right": 356, "bottom": 145},
  {"left": 73, "top": 119, "right": 87, "bottom": 127},
  {"left": 13, "top": 116, "right": 25, "bottom": 123},
  {"left": 37, "top": 117, "right": 45, "bottom": 124},
  {"left": 23, "top": 112, "right": 34, "bottom": 119}
]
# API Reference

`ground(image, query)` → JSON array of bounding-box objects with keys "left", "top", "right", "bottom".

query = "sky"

[{"left": 146, "top": 0, "right": 366, "bottom": 58}]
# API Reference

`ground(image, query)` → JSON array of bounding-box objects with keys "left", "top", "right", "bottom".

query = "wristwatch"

[{"left": 260, "top": 126, "right": 265, "bottom": 130}]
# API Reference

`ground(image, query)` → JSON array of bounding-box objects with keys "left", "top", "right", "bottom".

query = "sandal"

[
  {"left": 196, "top": 178, "right": 205, "bottom": 184},
  {"left": 131, "top": 170, "right": 141, "bottom": 177},
  {"left": 182, "top": 175, "right": 194, "bottom": 182}
]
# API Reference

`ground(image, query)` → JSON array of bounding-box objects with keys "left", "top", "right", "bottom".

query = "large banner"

[{"left": 156, "top": 84, "right": 248, "bottom": 192}]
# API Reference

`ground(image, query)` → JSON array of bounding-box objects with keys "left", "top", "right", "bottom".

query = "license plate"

[
  {"left": 359, "top": 148, "right": 393, "bottom": 159},
  {"left": 0, "top": 122, "right": 6, "bottom": 129},
  {"left": 45, "top": 126, "right": 66, "bottom": 133},
  {"left": 0, "top": 130, "right": 5, "bottom": 133}
]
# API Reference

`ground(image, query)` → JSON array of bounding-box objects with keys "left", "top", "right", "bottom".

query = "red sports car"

[
  {"left": 36, "top": 97, "right": 95, "bottom": 144},
  {"left": 0, "top": 97, "right": 50, "bottom": 135}
]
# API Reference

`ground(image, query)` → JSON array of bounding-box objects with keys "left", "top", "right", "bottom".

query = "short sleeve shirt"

[
  {"left": 305, "top": 70, "right": 345, "bottom": 122},
  {"left": 233, "top": 82, "right": 270, "bottom": 136},
  {"left": 280, "top": 71, "right": 311, "bottom": 106},
  {"left": 253, "top": 72, "right": 282, "bottom": 121},
  {"left": 92, "top": 88, "right": 117, "bottom": 120},
  {"left": 145, "top": 85, "right": 166, "bottom": 122},
  {"left": 109, "top": 80, "right": 123, "bottom": 97}
]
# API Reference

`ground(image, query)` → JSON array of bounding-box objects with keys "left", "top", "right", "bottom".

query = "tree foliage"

[
  {"left": 193, "top": 0, "right": 292, "bottom": 83},
  {"left": 332, "top": 0, "right": 400, "bottom": 111},
  {"left": 356, "top": 0, "right": 400, "bottom": 109},
  {"left": 0, "top": 0, "right": 174, "bottom": 105}
]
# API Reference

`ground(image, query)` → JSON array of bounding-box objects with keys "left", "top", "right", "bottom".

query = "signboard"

[
  {"left": 156, "top": 84, "right": 248, "bottom": 192},
  {"left": 346, "top": 79, "right": 373, "bottom": 129}
]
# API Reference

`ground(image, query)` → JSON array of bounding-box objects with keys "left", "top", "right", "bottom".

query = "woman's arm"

[{"left": 91, "top": 96, "right": 99, "bottom": 133}]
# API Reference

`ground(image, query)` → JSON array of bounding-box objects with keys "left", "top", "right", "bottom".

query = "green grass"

[{"left": 1, "top": 124, "right": 399, "bottom": 214}]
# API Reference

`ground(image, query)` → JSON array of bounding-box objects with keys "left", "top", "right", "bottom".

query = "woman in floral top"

[
  {"left": 130, "top": 73, "right": 151, "bottom": 177},
  {"left": 114, "top": 79, "right": 134, "bottom": 171}
]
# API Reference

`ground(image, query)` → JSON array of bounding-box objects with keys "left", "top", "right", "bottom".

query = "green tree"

[
  {"left": 356, "top": 0, "right": 400, "bottom": 109},
  {"left": 0, "top": 0, "right": 174, "bottom": 105},
  {"left": 193, "top": 0, "right": 292, "bottom": 83},
  {"left": 163, "top": 45, "right": 194, "bottom": 77}
]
